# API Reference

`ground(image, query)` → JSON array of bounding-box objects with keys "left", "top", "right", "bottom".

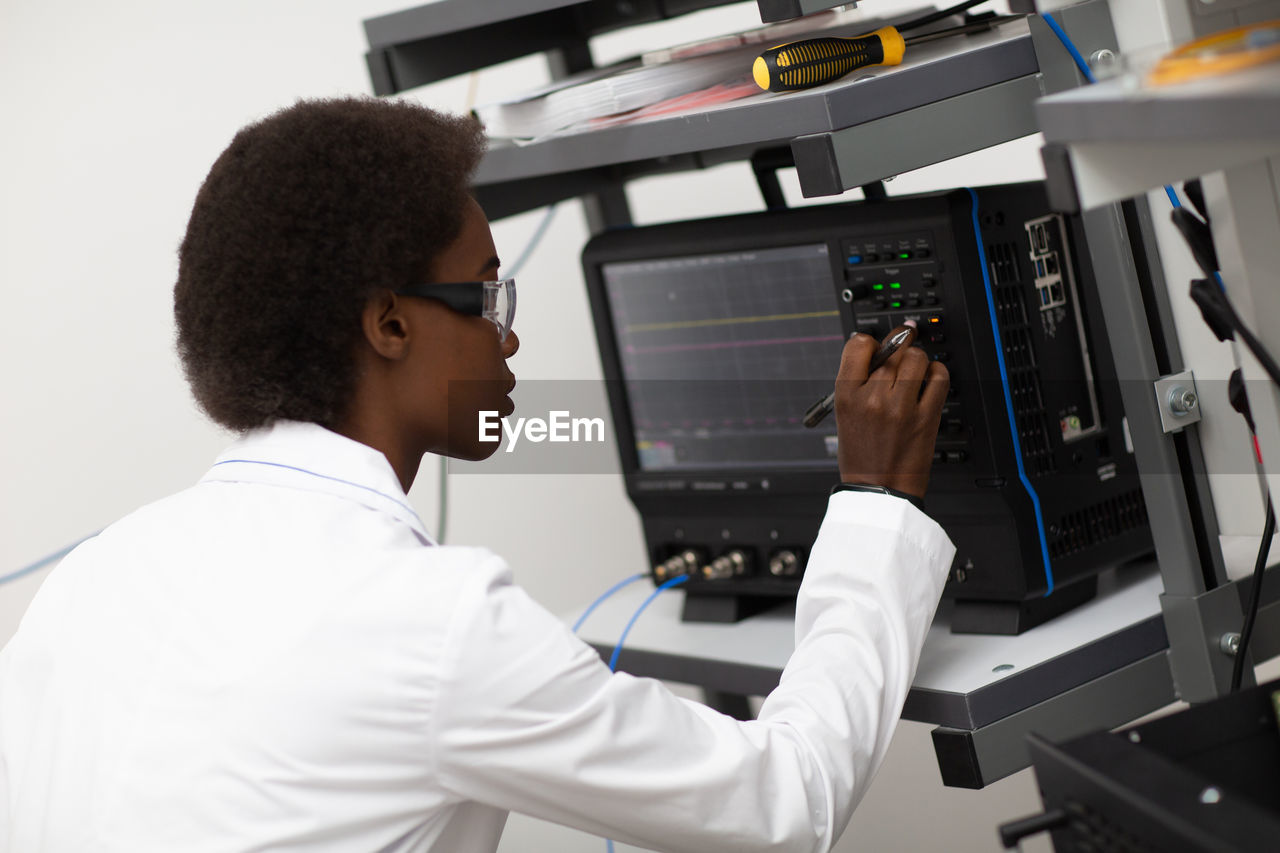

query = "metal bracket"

[
  {"left": 1160, "top": 581, "right": 1251, "bottom": 701},
  {"left": 1154, "top": 370, "right": 1202, "bottom": 433}
]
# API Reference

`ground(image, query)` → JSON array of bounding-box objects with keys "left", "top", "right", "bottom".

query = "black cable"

[
  {"left": 1232, "top": 498, "right": 1275, "bottom": 692},
  {"left": 1169, "top": 181, "right": 1280, "bottom": 693},
  {"left": 1234, "top": 320, "right": 1280, "bottom": 389},
  {"left": 1188, "top": 280, "right": 1280, "bottom": 692},
  {"left": 1183, "top": 177, "right": 1211, "bottom": 224},
  {"left": 1189, "top": 279, "right": 1280, "bottom": 387},
  {"left": 898, "top": 0, "right": 993, "bottom": 33},
  {"left": 1171, "top": 207, "right": 1220, "bottom": 279}
]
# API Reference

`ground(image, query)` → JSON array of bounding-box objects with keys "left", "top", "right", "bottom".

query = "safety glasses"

[{"left": 394, "top": 277, "right": 516, "bottom": 342}]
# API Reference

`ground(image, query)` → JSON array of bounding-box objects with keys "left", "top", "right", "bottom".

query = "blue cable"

[
  {"left": 571, "top": 572, "right": 647, "bottom": 633},
  {"left": 608, "top": 574, "right": 689, "bottom": 672},
  {"left": 1039, "top": 17, "right": 1246, "bottom": 588},
  {"left": 1160, "top": 187, "right": 1224, "bottom": 290},
  {"left": 968, "top": 188, "right": 1055, "bottom": 594},
  {"left": 1043, "top": 13, "right": 1096, "bottom": 83},
  {"left": 504, "top": 204, "right": 559, "bottom": 278},
  {"left": 1043, "top": 15, "right": 1188, "bottom": 221},
  {"left": 595, "top": 571, "right": 689, "bottom": 853},
  {"left": 0, "top": 531, "right": 101, "bottom": 586},
  {"left": 570, "top": 571, "right": 686, "bottom": 853}
]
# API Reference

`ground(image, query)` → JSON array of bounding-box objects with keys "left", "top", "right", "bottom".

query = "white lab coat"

[{"left": 0, "top": 420, "right": 954, "bottom": 852}]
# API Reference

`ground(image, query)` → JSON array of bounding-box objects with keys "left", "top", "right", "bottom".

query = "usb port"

[
  {"left": 1045, "top": 253, "right": 1059, "bottom": 275},
  {"left": 1035, "top": 258, "right": 1046, "bottom": 277},
  {"left": 1039, "top": 286, "right": 1052, "bottom": 307},
  {"left": 1027, "top": 220, "right": 1051, "bottom": 257},
  {"left": 1050, "top": 282, "right": 1064, "bottom": 303}
]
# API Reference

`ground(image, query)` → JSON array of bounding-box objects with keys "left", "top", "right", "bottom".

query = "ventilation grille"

[
  {"left": 987, "top": 241, "right": 1019, "bottom": 285},
  {"left": 1058, "top": 799, "right": 1157, "bottom": 853},
  {"left": 988, "top": 265, "right": 1056, "bottom": 477},
  {"left": 1049, "top": 489, "right": 1149, "bottom": 558}
]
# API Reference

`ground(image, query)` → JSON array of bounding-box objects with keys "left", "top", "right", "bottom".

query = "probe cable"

[
  {"left": 896, "top": 0, "right": 996, "bottom": 34},
  {"left": 1186, "top": 278, "right": 1280, "bottom": 691},
  {"left": 1234, "top": 498, "right": 1275, "bottom": 692},
  {"left": 570, "top": 571, "right": 689, "bottom": 853},
  {"left": 0, "top": 531, "right": 102, "bottom": 587},
  {"left": 571, "top": 572, "right": 648, "bottom": 633},
  {"left": 606, "top": 573, "right": 689, "bottom": 853},
  {"left": 607, "top": 573, "right": 690, "bottom": 671}
]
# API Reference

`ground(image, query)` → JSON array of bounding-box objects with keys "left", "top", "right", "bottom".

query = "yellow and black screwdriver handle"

[{"left": 752, "top": 26, "right": 906, "bottom": 93}]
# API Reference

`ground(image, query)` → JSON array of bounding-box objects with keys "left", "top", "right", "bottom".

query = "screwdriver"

[
  {"left": 803, "top": 322, "right": 918, "bottom": 429},
  {"left": 752, "top": 15, "right": 1022, "bottom": 93}
]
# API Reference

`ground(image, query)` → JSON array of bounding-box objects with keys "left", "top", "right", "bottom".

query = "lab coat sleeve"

[{"left": 431, "top": 491, "right": 954, "bottom": 853}]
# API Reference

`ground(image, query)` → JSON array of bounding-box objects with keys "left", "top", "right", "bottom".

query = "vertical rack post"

[{"left": 1032, "top": 0, "right": 1241, "bottom": 702}]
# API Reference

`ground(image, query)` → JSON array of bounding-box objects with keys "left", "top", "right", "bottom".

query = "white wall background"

[{"left": 5, "top": 2, "right": 1262, "bottom": 852}]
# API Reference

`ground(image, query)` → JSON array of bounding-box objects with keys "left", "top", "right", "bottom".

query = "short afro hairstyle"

[{"left": 174, "top": 97, "right": 486, "bottom": 432}]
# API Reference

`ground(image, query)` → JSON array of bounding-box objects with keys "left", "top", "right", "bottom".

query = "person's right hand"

[{"left": 833, "top": 327, "right": 949, "bottom": 500}]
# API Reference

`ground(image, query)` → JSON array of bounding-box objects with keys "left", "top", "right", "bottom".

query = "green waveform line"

[{"left": 626, "top": 309, "right": 840, "bottom": 334}]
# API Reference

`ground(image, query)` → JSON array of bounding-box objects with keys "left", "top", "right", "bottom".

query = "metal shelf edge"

[{"left": 471, "top": 25, "right": 1039, "bottom": 214}]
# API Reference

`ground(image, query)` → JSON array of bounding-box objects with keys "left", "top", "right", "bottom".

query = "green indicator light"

[
  {"left": 898, "top": 252, "right": 911, "bottom": 259},
  {"left": 890, "top": 301, "right": 903, "bottom": 309},
  {"left": 889, "top": 282, "right": 901, "bottom": 289},
  {"left": 872, "top": 283, "right": 885, "bottom": 291}
]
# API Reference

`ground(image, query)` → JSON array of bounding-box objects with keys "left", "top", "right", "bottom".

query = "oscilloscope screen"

[{"left": 602, "top": 243, "right": 845, "bottom": 472}]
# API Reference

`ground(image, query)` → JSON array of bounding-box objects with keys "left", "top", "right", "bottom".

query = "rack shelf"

[
  {"left": 570, "top": 559, "right": 1179, "bottom": 788},
  {"left": 471, "top": 19, "right": 1039, "bottom": 218},
  {"left": 1035, "top": 64, "right": 1280, "bottom": 211},
  {"left": 363, "top": 0, "right": 851, "bottom": 95}
]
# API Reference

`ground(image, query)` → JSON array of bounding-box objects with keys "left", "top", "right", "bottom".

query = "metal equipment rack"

[{"left": 361, "top": 0, "right": 1280, "bottom": 787}]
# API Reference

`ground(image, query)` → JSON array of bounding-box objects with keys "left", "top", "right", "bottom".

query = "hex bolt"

[
  {"left": 1089, "top": 49, "right": 1117, "bottom": 75},
  {"left": 1168, "top": 386, "right": 1198, "bottom": 415},
  {"left": 1200, "top": 787, "right": 1222, "bottom": 805},
  {"left": 1220, "top": 632, "right": 1241, "bottom": 656}
]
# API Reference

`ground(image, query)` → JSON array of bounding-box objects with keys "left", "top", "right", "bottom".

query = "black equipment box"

[
  {"left": 581, "top": 183, "right": 1153, "bottom": 633},
  {"left": 1010, "top": 677, "right": 1280, "bottom": 851}
]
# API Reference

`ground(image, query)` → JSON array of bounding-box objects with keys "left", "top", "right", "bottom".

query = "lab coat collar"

[{"left": 200, "top": 420, "right": 437, "bottom": 546}]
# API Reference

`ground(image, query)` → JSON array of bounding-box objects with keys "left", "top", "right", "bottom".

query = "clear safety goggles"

[{"left": 394, "top": 277, "right": 516, "bottom": 342}]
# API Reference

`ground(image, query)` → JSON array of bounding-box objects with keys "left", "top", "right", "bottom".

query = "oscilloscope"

[{"left": 581, "top": 182, "right": 1153, "bottom": 634}]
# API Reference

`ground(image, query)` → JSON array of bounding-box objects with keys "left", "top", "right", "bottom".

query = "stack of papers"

[
  {"left": 471, "top": 4, "right": 935, "bottom": 140},
  {"left": 473, "top": 46, "right": 760, "bottom": 140}
]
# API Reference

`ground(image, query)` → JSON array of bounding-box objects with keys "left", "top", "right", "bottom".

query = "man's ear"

[{"left": 361, "top": 290, "right": 411, "bottom": 360}]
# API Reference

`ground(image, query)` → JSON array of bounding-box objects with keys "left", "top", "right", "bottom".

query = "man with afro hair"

[{"left": 0, "top": 96, "right": 953, "bottom": 852}]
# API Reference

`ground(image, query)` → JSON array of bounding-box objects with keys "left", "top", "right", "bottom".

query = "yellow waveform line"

[{"left": 627, "top": 309, "right": 840, "bottom": 333}]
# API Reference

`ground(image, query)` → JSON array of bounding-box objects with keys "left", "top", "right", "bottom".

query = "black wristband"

[{"left": 830, "top": 482, "right": 926, "bottom": 513}]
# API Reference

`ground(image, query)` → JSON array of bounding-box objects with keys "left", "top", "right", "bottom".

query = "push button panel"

[
  {"left": 842, "top": 231, "right": 946, "bottom": 322},
  {"left": 840, "top": 229, "right": 968, "bottom": 467}
]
